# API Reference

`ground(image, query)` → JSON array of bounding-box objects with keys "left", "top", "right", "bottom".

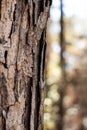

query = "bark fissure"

[
  {"left": 0, "top": 0, "right": 2, "bottom": 20},
  {"left": 0, "top": 72, "right": 8, "bottom": 130},
  {"left": 8, "top": 4, "right": 17, "bottom": 39},
  {"left": 4, "top": 50, "right": 8, "bottom": 69},
  {"left": 29, "top": 4, "right": 50, "bottom": 129}
]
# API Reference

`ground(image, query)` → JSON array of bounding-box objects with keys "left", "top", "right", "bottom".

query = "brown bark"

[{"left": 0, "top": 0, "right": 50, "bottom": 130}]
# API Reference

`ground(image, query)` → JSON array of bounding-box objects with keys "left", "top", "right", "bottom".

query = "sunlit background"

[{"left": 44, "top": 0, "right": 87, "bottom": 130}]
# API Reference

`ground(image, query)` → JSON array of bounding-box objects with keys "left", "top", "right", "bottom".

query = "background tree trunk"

[{"left": 0, "top": 0, "right": 50, "bottom": 130}]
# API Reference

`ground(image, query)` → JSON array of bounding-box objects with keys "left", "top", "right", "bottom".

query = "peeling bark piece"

[
  {"left": 6, "top": 102, "right": 25, "bottom": 130},
  {"left": 0, "top": 46, "right": 6, "bottom": 64}
]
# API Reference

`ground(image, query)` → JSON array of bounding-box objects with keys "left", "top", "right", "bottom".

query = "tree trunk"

[
  {"left": 58, "top": 0, "right": 65, "bottom": 129},
  {"left": 0, "top": 0, "right": 50, "bottom": 130}
]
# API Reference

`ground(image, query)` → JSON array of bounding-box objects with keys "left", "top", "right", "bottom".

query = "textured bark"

[{"left": 0, "top": 0, "right": 50, "bottom": 130}]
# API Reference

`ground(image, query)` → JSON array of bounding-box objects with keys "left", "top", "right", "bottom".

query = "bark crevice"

[
  {"left": 4, "top": 50, "right": 8, "bottom": 69},
  {"left": 0, "top": 0, "right": 2, "bottom": 20}
]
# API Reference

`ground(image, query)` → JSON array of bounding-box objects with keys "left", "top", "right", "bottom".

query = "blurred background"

[{"left": 44, "top": 0, "right": 87, "bottom": 130}]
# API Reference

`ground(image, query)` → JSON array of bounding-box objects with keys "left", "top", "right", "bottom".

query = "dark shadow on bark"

[{"left": 0, "top": 0, "right": 2, "bottom": 20}]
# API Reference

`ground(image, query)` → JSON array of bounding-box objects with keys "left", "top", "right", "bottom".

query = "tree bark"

[{"left": 0, "top": 0, "right": 50, "bottom": 130}]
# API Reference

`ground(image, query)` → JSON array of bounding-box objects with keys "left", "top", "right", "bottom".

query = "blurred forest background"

[{"left": 44, "top": 0, "right": 87, "bottom": 130}]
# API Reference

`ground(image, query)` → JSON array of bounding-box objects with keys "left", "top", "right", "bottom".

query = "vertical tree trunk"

[
  {"left": 0, "top": 0, "right": 50, "bottom": 130},
  {"left": 58, "top": 0, "right": 65, "bottom": 130}
]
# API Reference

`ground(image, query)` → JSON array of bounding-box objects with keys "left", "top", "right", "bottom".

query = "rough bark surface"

[{"left": 0, "top": 0, "right": 50, "bottom": 130}]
